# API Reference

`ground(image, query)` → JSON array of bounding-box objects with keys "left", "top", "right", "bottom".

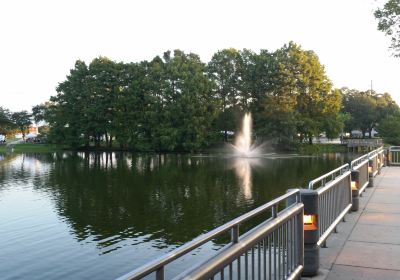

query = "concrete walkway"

[
  {"left": 5, "top": 139, "right": 23, "bottom": 150},
  {"left": 306, "top": 166, "right": 400, "bottom": 280}
]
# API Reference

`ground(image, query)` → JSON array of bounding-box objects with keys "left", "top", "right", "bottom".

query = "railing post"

[
  {"left": 156, "top": 266, "right": 165, "bottom": 280},
  {"left": 351, "top": 170, "right": 360, "bottom": 211},
  {"left": 299, "top": 189, "right": 319, "bottom": 276},
  {"left": 231, "top": 225, "right": 239, "bottom": 243},
  {"left": 368, "top": 159, "right": 374, "bottom": 188}
]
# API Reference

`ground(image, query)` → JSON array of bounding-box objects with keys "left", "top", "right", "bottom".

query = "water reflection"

[
  {"left": 231, "top": 157, "right": 263, "bottom": 201},
  {"left": 0, "top": 152, "right": 352, "bottom": 279}
]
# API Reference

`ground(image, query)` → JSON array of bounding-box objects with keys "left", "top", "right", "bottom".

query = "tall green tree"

[
  {"left": 375, "top": 0, "right": 400, "bottom": 56},
  {"left": 207, "top": 48, "right": 244, "bottom": 141},
  {"left": 0, "top": 107, "right": 13, "bottom": 135},
  {"left": 11, "top": 111, "right": 32, "bottom": 139}
]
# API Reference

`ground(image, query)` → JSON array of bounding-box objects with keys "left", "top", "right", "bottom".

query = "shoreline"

[{"left": 0, "top": 142, "right": 347, "bottom": 154}]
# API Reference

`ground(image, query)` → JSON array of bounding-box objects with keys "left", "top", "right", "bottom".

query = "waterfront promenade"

[{"left": 308, "top": 166, "right": 400, "bottom": 280}]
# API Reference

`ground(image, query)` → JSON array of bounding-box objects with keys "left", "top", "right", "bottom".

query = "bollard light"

[
  {"left": 351, "top": 170, "right": 360, "bottom": 211},
  {"left": 299, "top": 189, "right": 319, "bottom": 276},
  {"left": 351, "top": 180, "right": 359, "bottom": 190},
  {"left": 368, "top": 159, "right": 374, "bottom": 188},
  {"left": 304, "top": 214, "right": 317, "bottom": 230}
]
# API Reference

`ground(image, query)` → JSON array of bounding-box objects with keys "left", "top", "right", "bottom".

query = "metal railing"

[
  {"left": 117, "top": 190, "right": 304, "bottom": 280},
  {"left": 388, "top": 146, "right": 400, "bottom": 166},
  {"left": 177, "top": 203, "right": 304, "bottom": 280},
  {"left": 307, "top": 164, "right": 352, "bottom": 246},
  {"left": 118, "top": 147, "right": 388, "bottom": 279}
]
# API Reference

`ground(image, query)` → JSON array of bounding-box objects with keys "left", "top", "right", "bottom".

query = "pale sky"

[{"left": 1, "top": 0, "right": 399, "bottom": 112}]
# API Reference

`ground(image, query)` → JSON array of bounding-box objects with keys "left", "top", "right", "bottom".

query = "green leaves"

[
  {"left": 10, "top": 111, "right": 32, "bottom": 138},
  {"left": 374, "top": 0, "right": 400, "bottom": 56},
  {"left": 34, "top": 43, "right": 400, "bottom": 151}
]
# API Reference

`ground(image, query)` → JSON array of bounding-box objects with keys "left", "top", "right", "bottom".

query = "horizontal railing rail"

[
  {"left": 308, "top": 164, "right": 349, "bottom": 190},
  {"left": 117, "top": 190, "right": 302, "bottom": 280}
]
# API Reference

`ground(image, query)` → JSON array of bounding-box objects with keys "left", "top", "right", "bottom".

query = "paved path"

[
  {"left": 306, "top": 166, "right": 400, "bottom": 280},
  {"left": 5, "top": 139, "right": 23, "bottom": 150}
]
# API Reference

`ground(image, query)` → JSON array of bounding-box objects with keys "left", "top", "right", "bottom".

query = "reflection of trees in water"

[
  {"left": 4, "top": 152, "right": 347, "bottom": 252},
  {"left": 36, "top": 153, "right": 251, "bottom": 249}
]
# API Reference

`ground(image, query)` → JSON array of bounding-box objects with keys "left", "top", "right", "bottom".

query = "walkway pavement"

[
  {"left": 306, "top": 166, "right": 400, "bottom": 280},
  {"left": 5, "top": 139, "right": 23, "bottom": 150}
]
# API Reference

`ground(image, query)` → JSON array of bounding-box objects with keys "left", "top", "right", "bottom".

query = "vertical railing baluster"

[
  {"left": 263, "top": 239, "right": 267, "bottom": 280},
  {"left": 231, "top": 225, "right": 239, "bottom": 243},
  {"left": 258, "top": 242, "right": 261, "bottom": 280},
  {"left": 156, "top": 266, "right": 164, "bottom": 280},
  {"left": 238, "top": 256, "right": 241, "bottom": 280},
  {"left": 269, "top": 235, "right": 272, "bottom": 280},
  {"left": 251, "top": 247, "right": 255, "bottom": 280},
  {"left": 245, "top": 250, "right": 248, "bottom": 280}
]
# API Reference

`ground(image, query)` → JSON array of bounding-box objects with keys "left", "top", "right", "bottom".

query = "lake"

[{"left": 0, "top": 152, "right": 352, "bottom": 279}]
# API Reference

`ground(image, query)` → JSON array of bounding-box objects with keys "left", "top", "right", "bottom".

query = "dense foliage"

[
  {"left": 0, "top": 108, "right": 31, "bottom": 138},
  {"left": 375, "top": 0, "right": 400, "bottom": 56},
  {"left": 32, "top": 43, "right": 353, "bottom": 151}
]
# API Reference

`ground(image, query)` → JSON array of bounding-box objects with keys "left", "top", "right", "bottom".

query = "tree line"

[
  {"left": 1, "top": 42, "right": 400, "bottom": 150},
  {"left": 0, "top": 108, "right": 32, "bottom": 139}
]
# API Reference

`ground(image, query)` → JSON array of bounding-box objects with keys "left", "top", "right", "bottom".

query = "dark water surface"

[{"left": 0, "top": 152, "right": 352, "bottom": 279}]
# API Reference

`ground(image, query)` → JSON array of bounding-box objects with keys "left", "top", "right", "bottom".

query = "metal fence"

[
  {"left": 388, "top": 146, "right": 400, "bottom": 166},
  {"left": 307, "top": 164, "right": 352, "bottom": 246},
  {"left": 117, "top": 190, "right": 304, "bottom": 280},
  {"left": 118, "top": 147, "right": 387, "bottom": 280}
]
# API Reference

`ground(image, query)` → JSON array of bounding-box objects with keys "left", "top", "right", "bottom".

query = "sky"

[{"left": 1, "top": 0, "right": 399, "bottom": 112}]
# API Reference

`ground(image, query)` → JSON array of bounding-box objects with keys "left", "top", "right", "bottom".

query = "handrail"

[
  {"left": 117, "top": 189, "right": 301, "bottom": 280},
  {"left": 350, "top": 154, "right": 369, "bottom": 169},
  {"left": 118, "top": 147, "right": 387, "bottom": 280},
  {"left": 350, "top": 146, "right": 383, "bottom": 169},
  {"left": 308, "top": 164, "right": 349, "bottom": 190}
]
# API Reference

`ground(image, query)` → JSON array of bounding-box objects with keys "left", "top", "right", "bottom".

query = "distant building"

[{"left": 351, "top": 129, "right": 378, "bottom": 138}]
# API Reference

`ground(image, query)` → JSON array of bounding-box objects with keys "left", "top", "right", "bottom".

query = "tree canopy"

[
  {"left": 31, "top": 43, "right": 400, "bottom": 151},
  {"left": 375, "top": 0, "right": 400, "bottom": 56}
]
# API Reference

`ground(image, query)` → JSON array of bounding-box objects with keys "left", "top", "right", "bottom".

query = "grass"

[{"left": 0, "top": 143, "right": 66, "bottom": 153}]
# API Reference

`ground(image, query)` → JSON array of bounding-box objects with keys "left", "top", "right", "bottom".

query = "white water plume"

[{"left": 232, "top": 113, "right": 264, "bottom": 156}]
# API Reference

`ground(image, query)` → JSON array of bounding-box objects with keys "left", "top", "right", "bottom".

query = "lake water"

[{"left": 0, "top": 152, "right": 351, "bottom": 279}]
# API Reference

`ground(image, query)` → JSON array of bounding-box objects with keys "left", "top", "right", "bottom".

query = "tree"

[
  {"left": 259, "top": 42, "right": 340, "bottom": 144},
  {"left": 0, "top": 107, "right": 13, "bottom": 135},
  {"left": 374, "top": 0, "right": 400, "bottom": 56},
  {"left": 341, "top": 88, "right": 399, "bottom": 138},
  {"left": 11, "top": 111, "right": 32, "bottom": 139},
  {"left": 378, "top": 114, "right": 400, "bottom": 144},
  {"left": 207, "top": 48, "right": 244, "bottom": 141}
]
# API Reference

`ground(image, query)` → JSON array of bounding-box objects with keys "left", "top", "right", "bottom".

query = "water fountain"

[{"left": 232, "top": 112, "right": 264, "bottom": 157}]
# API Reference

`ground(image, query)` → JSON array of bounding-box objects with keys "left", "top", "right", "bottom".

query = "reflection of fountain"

[
  {"left": 232, "top": 113, "right": 263, "bottom": 157},
  {"left": 233, "top": 158, "right": 253, "bottom": 200}
]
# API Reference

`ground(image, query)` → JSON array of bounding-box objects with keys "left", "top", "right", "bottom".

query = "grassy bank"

[
  {"left": 0, "top": 143, "right": 66, "bottom": 153},
  {"left": 297, "top": 143, "right": 347, "bottom": 154}
]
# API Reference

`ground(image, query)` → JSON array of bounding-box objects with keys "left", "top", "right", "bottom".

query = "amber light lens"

[
  {"left": 351, "top": 181, "right": 358, "bottom": 190},
  {"left": 304, "top": 215, "right": 313, "bottom": 225},
  {"left": 368, "top": 166, "right": 372, "bottom": 173}
]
